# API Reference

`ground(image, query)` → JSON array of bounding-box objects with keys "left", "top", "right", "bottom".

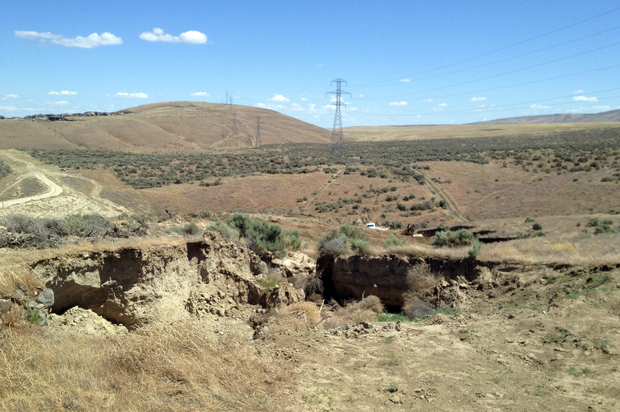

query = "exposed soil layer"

[{"left": 31, "top": 233, "right": 267, "bottom": 328}]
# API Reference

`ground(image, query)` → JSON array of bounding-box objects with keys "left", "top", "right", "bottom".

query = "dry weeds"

[
  {"left": 0, "top": 320, "right": 292, "bottom": 411},
  {"left": 321, "top": 296, "right": 384, "bottom": 330},
  {"left": 481, "top": 233, "right": 620, "bottom": 266}
]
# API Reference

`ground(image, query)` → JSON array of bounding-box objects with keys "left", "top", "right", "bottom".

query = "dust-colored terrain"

[
  {"left": 0, "top": 102, "right": 330, "bottom": 153},
  {"left": 343, "top": 122, "right": 620, "bottom": 141},
  {"left": 1, "top": 105, "right": 620, "bottom": 411},
  {"left": 0, "top": 150, "right": 128, "bottom": 220}
]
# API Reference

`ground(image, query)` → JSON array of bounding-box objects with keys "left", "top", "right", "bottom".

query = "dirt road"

[
  {"left": 0, "top": 152, "right": 63, "bottom": 208},
  {"left": 0, "top": 150, "right": 128, "bottom": 219},
  {"left": 418, "top": 170, "right": 467, "bottom": 222}
]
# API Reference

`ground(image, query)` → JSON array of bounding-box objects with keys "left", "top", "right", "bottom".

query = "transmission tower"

[
  {"left": 232, "top": 110, "right": 238, "bottom": 138},
  {"left": 326, "top": 78, "right": 351, "bottom": 155},
  {"left": 255, "top": 116, "right": 261, "bottom": 148}
]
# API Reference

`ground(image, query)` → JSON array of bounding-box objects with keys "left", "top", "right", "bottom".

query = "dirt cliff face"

[
  {"left": 31, "top": 233, "right": 265, "bottom": 328},
  {"left": 319, "top": 254, "right": 482, "bottom": 308}
]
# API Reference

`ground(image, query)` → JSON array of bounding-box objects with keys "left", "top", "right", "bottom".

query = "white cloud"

[
  {"left": 14, "top": 31, "right": 63, "bottom": 40},
  {"left": 438, "top": 103, "right": 447, "bottom": 107},
  {"left": 470, "top": 97, "right": 487, "bottom": 102},
  {"left": 190, "top": 92, "right": 210, "bottom": 97},
  {"left": 290, "top": 103, "right": 304, "bottom": 111},
  {"left": 530, "top": 104, "right": 551, "bottom": 109},
  {"left": 109, "top": 92, "right": 148, "bottom": 99},
  {"left": 322, "top": 104, "right": 334, "bottom": 110},
  {"left": 0, "top": 106, "right": 18, "bottom": 111},
  {"left": 308, "top": 103, "right": 317, "bottom": 112},
  {"left": 573, "top": 90, "right": 584, "bottom": 94},
  {"left": 573, "top": 95, "right": 597, "bottom": 102},
  {"left": 139, "top": 28, "right": 207, "bottom": 44},
  {"left": 53, "top": 101, "right": 69, "bottom": 105},
  {"left": 593, "top": 105, "right": 611, "bottom": 111},
  {"left": 48, "top": 90, "right": 77, "bottom": 96},
  {"left": 423, "top": 99, "right": 437, "bottom": 103},
  {"left": 389, "top": 101, "right": 407, "bottom": 106},
  {"left": 300, "top": 97, "right": 308, "bottom": 101},
  {"left": 16, "top": 30, "right": 122, "bottom": 48},
  {"left": 267, "top": 94, "right": 290, "bottom": 102},
  {"left": 256, "top": 103, "right": 267, "bottom": 107},
  {"left": 399, "top": 78, "right": 411, "bottom": 83},
  {"left": 358, "top": 94, "right": 365, "bottom": 98},
  {"left": 1, "top": 94, "right": 18, "bottom": 100}
]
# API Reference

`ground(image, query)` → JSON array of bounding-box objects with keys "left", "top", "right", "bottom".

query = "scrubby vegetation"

[
  {"left": 318, "top": 223, "right": 370, "bottom": 256},
  {"left": 22, "top": 127, "right": 620, "bottom": 189},
  {"left": 0, "top": 159, "right": 11, "bottom": 180},
  {"left": 0, "top": 213, "right": 146, "bottom": 248},
  {"left": 432, "top": 229, "right": 483, "bottom": 258},
  {"left": 206, "top": 213, "right": 301, "bottom": 258}
]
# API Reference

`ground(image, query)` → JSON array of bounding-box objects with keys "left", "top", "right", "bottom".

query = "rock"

[
  {"left": 270, "top": 252, "right": 316, "bottom": 278},
  {"left": 37, "top": 311, "right": 48, "bottom": 326},
  {"left": 0, "top": 299, "right": 12, "bottom": 313},
  {"left": 48, "top": 307, "right": 127, "bottom": 336},
  {"left": 266, "top": 284, "right": 305, "bottom": 309},
  {"left": 389, "top": 395, "right": 402, "bottom": 404},
  {"left": 36, "top": 289, "right": 54, "bottom": 308}
]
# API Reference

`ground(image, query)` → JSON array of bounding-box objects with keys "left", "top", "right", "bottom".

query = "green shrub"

[
  {"left": 594, "top": 224, "right": 614, "bottom": 235},
  {"left": 385, "top": 235, "right": 406, "bottom": 247},
  {"left": 223, "top": 213, "right": 297, "bottom": 257},
  {"left": 281, "top": 229, "right": 302, "bottom": 250},
  {"left": 432, "top": 229, "right": 478, "bottom": 248},
  {"left": 182, "top": 222, "right": 201, "bottom": 236},
  {"left": 318, "top": 223, "right": 369, "bottom": 256},
  {"left": 388, "top": 221, "right": 404, "bottom": 230},
  {"left": 532, "top": 223, "right": 543, "bottom": 231},
  {"left": 24, "top": 308, "right": 43, "bottom": 325},
  {"left": 205, "top": 219, "right": 240, "bottom": 241},
  {"left": 468, "top": 238, "right": 483, "bottom": 258}
]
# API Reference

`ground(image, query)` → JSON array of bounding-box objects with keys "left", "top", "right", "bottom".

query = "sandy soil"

[{"left": 0, "top": 150, "right": 129, "bottom": 220}]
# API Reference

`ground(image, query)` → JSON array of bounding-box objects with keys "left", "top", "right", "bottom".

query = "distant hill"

[
  {"left": 475, "top": 109, "right": 620, "bottom": 125},
  {"left": 0, "top": 101, "right": 330, "bottom": 152}
]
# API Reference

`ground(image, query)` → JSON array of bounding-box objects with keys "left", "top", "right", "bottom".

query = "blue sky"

[{"left": 1, "top": 0, "right": 619, "bottom": 126}]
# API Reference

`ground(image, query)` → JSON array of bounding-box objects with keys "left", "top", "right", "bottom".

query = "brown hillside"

[
  {"left": 476, "top": 108, "right": 620, "bottom": 124},
  {"left": 0, "top": 102, "right": 330, "bottom": 152}
]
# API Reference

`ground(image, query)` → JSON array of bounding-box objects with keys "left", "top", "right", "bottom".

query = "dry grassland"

[
  {"left": 0, "top": 102, "right": 329, "bottom": 153},
  {"left": 0, "top": 321, "right": 291, "bottom": 411},
  {"left": 343, "top": 122, "right": 620, "bottom": 141}
]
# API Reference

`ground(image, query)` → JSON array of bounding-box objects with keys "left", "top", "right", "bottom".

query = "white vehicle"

[{"left": 366, "top": 222, "right": 376, "bottom": 229}]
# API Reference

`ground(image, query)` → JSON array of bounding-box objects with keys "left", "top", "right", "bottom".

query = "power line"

[
  {"left": 326, "top": 79, "right": 351, "bottom": 155},
  {"left": 364, "top": 41, "right": 620, "bottom": 101},
  {"left": 404, "top": 63, "right": 620, "bottom": 101},
  {"left": 355, "top": 6, "right": 620, "bottom": 87},
  {"left": 403, "top": 26, "right": 620, "bottom": 84},
  {"left": 371, "top": 87, "right": 620, "bottom": 117}
]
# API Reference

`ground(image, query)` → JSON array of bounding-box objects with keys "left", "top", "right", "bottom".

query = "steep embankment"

[
  {"left": 0, "top": 102, "right": 330, "bottom": 152},
  {"left": 30, "top": 233, "right": 271, "bottom": 328}
]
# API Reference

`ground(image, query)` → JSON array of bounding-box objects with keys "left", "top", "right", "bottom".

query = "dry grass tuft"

[
  {"left": 0, "top": 320, "right": 292, "bottom": 411},
  {"left": 0, "top": 267, "right": 44, "bottom": 299},
  {"left": 480, "top": 233, "right": 620, "bottom": 266},
  {"left": 271, "top": 302, "right": 322, "bottom": 332},
  {"left": 321, "top": 296, "right": 384, "bottom": 330},
  {"left": 384, "top": 243, "right": 469, "bottom": 260}
]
